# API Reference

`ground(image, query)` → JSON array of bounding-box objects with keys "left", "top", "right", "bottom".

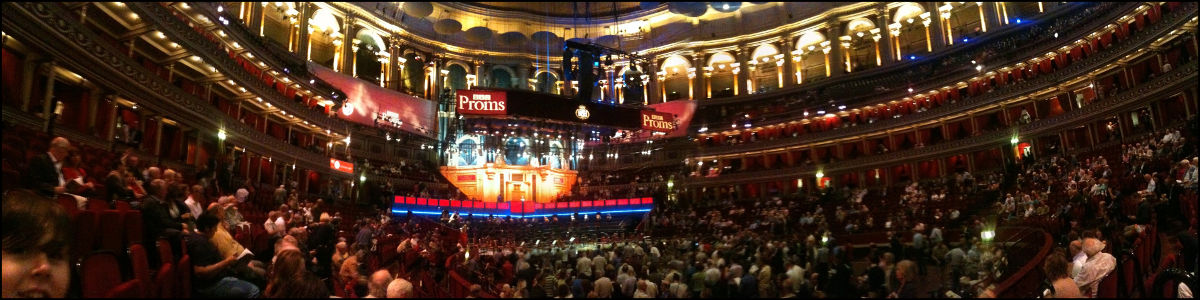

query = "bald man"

[
  {"left": 28, "top": 137, "right": 71, "bottom": 196},
  {"left": 364, "top": 270, "right": 391, "bottom": 298},
  {"left": 387, "top": 278, "right": 414, "bottom": 298},
  {"left": 1075, "top": 238, "right": 1116, "bottom": 297}
]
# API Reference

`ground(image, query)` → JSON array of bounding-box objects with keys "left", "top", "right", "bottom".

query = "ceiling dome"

[
  {"left": 499, "top": 32, "right": 528, "bottom": 46},
  {"left": 530, "top": 31, "right": 559, "bottom": 45},
  {"left": 640, "top": 2, "right": 661, "bottom": 10},
  {"left": 465, "top": 27, "right": 493, "bottom": 43},
  {"left": 566, "top": 37, "right": 592, "bottom": 45},
  {"left": 402, "top": 2, "right": 433, "bottom": 18},
  {"left": 710, "top": 2, "right": 742, "bottom": 13},
  {"left": 433, "top": 19, "right": 463, "bottom": 35}
]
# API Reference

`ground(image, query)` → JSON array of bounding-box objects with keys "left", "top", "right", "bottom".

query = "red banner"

[
  {"left": 330, "top": 158, "right": 354, "bottom": 174},
  {"left": 456, "top": 90, "right": 507, "bottom": 115},
  {"left": 640, "top": 110, "right": 677, "bottom": 133}
]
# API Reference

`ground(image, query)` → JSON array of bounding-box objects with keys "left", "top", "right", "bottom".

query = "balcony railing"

[{"left": 694, "top": 4, "right": 1195, "bottom": 158}]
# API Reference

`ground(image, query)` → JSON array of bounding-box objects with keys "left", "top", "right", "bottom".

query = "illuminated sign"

[
  {"left": 641, "top": 110, "right": 676, "bottom": 133},
  {"left": 456, "top": 90, "right": 507, "bottom": 115},
  {"left": 330, "top": 158, "right": 354, "bottom": 173},
  {"left": 575, "top": 105, "right": 590, "bottom": 120}
]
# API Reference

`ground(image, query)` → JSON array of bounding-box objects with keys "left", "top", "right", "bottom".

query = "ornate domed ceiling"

[{"left": 357, "top": 2, "right": 864, "bottom": 54}]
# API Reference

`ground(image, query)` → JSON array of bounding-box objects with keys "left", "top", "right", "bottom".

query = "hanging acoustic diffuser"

[
  {"left": 402, "top": 2, "right": 433, "bottom": 18},
  {"left": 434, "top": 18, "right": 463, "bottom": 34},
  {"left": 465, "top": 27, "right": 493, "bottom": 43}
]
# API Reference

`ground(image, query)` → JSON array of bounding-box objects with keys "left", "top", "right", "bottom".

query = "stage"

[{"left": 390, "top": 196, "right": 654, "bottom": 218}]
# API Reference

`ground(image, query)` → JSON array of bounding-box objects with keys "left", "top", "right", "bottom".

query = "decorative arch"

[
  {"left": 489, "top": 66, "right": 516, "bottom": 88},
  {"left": 796, "top": 31, "right": 827, "bottom": 51},
  {"left": 795, "top": 31, "right": 828, "bottom": 82},
  {"left": 402, "top": 52, "right": 426, "bottom": 95},
  {"left": 707, "top": 52, "right": 737, "bottom": 98},
  {"left": 751, "top": 44, "right": 781, "bottom": 91},
  {"left": 660, "top": 55, "right": 691, "bottom": 101},
  {"left": 892, "top": 2, "right": 926, "bottom": 24},
  {"left": 445, "top": 64, "right": 468, "bottom": 91},
  {"left": 533, "top": 70, "right": 560, "bottom": 94}
]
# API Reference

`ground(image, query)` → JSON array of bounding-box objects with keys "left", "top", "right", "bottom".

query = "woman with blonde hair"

[{"left": 889, "top": 260, "right": 920, "bottom": 298}]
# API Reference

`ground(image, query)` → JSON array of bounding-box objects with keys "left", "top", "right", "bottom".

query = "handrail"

[
  {"left": 994, "top": 227, "right": 1054, "bottom": 298},
  {"left": 128, "top": 3, "right": 345, "bottom": 133},
  {"left": 694, "top": 3, "right": 1195, "bottom": 158}
]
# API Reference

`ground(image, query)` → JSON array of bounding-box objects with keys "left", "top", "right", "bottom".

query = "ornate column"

[
  {"left": 735, "top": 45, "right": 752, "bottom": 95},
  {"left": 516, "top": 64, "right": 530, "bottom": 90},
  {"left": 925, "top": 3, "right": 946, "bottom": 50},
  {"left": 339, "top": 12, "right": 356, "bottom": 75},
  {"left": 826, "top": 20, "right": 846, "bottom": 76},
  {"left": 647, "top": 59, "right": 661, "bottom": 104},
  {"left": 780, "top": 37, "right": 797, "bottom": 87},
  {"left": 691, "top": 54, "right": 704, "bottom": 100},
  {"left": 980, "top": 2, "right": 1000, "bottom": 32},
  {"left": 877, "top": 6, "right": 896, "bottom": 63},
  {"left": 39, "top": 61, "right": 58, "bottom": 133},
  {"left": 18, "top": 53, "right": 41, "bottom": 112},
  {"left": 297, "top": 3, "right": 312, "bottom": 61}
]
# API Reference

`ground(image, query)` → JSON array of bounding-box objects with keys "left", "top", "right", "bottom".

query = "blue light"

[
  {"left": 909, "top": 55, "right": 916, "bottom": 60},
  {"left": 962, "top": 38, "right": 969, "bottom": 43},
  {"left": 1015, "top": 19, "right": 1022, "bottom": 24}
]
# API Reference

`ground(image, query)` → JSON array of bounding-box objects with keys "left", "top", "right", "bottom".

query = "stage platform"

[{"left": 390, "top": 196, "right": 654, "bottom": 218}]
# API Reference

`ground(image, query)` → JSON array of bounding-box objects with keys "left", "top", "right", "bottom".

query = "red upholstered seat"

[
  {"left": 129, "top": 244, "right": 153, "bottom": 297},
  {"left": 155, "top": 263, "right": 175, "bottom": 298},
  {"left": 176, "top": 255, "right": 191, "bottom": 298},
  {"left": 87, "top": 198, "right": 110, "bottom": 211},
  {"left": 124, "top": 210, "right": 143, "bottom": 247},
  {"left": 157, "top": 238, "right": 175, "bottom": 266},
  {"left": 1097, "top": 271, "right": 1119, "bottom": 298},
  {"left": 80, "top": 252, "right": 142, "bottom": 298},
  {"left": 72, "top": 210, "right": 99, "bottom": 259},
  {"left": 97, "top": 210, "right": 126, "bottom": 252},
  {"left": 105, "top": 280, "right": 144, "bottom": 298},
  {"left": 114, "top": 200, "right": 133, "bottom": 211}
]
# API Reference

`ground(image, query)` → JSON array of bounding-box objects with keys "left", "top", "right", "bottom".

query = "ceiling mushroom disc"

[
  {"left": 711, "top": 2, "right": 742, "bottom": 13},
  {"left": 499, "top": 32, "right": 528, "bottom": 46},
  {"left": 434, "top": 19, "right": 463, "bottom": 35},
  {"left": 402, "top": 2, "right": 433, "bottom": 18},
  {"left": 466, "top": 27, "right": 493, "bottom": 43},
  {"left": 668, "top": 2, "right": 708, "bottom": 17}
]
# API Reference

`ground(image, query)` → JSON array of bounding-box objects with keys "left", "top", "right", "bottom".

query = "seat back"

[
  {"left": 123, "top": 210, "right": 144, "bottom": 246},
  {"left": 129, "top": 244, "right": 152, "bottom": 297},
  {"left": 155, "top": 263, "right": 175, "bottom": 298},
  {"left": 105, "top": 279, "right": 144, "bottom": 298},
  {"left": 114, "top": 200, "right": 133, "bottom": 211},
  {"left": 79, "top": 252, "right": 125, "bottom": 298},
  {"left": 156, "top": 238, "right": 174, "bottom": 266},
  {"left": 176, "top": 255, "right": 192, "bottom": 298},
  {"left": 87, "top": 198, "right": 110, "bottom": 211},
  {"left": 98, "top": 210, "right": 126, "bottom": 252},
  {"left": 57, "top": 194, "right": 80, "bottom": 215},
  {"left": 72, "top": 210, "right": 100, "bottom": 259},
  {"left": 1097, "top": 271, "right": 1119, "bottom": 298}
]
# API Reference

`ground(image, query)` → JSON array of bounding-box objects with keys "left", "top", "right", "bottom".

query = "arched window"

[
  {"left": 660, "top": 55, "right": 691, "bottom": 101},
  {"left": 355, "top": 29, "right": 386, "bottom": 84},
  {"left": 535, "top": 71, "right": 559, "bottom": 95},
  {"left": 707, "top": 52, "right": 736, "bottom": 98},
  {"left": 796, "top": 31, "right": 828, "bottom": 82},
  {"left": 402, "top": 53, "right": 425, "bottom": 95},
  {"left": 893, "top": 3, "right": 930, "bottom": 57},
  {"left": 490, "top": 67, "right": 514, "bottom": 89},
  {"left": 846, "top": 18, "right": 879, "bottom": 71},
  {"left": 751, "top": 44, "right": 780, "bottom": 92},
  {"left": 308, "top": 8, "right": 342, "bottom": 69},
  {"left": 446, "top": 64, "right": 468, "bottom": 91}
]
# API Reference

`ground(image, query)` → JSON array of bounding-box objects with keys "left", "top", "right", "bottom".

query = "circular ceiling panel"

[
  {"left": 711, "top": 2, "right": 742, "bottom": 13},
  {"left": 566, "top": 37, "right": 592, "bottom": 45},
  {"left": 530, "top": 31, "right": 559, "bottom": 42},
  {"left": 465, "top": 27, "right": 493, "bottom": 43},
  {"left": 640, "top": 2, "right": 661, "bottom": 10},
  {"left": 499, "top": 32, "right": 528, "bottom": 46},
  {"left": 403, "top": 2, "right": 433, "bottom": 18},
  {"left": 433, "top": 19, "right": 463, "bottom": 35}
]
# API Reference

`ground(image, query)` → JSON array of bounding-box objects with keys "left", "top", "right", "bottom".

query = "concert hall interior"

[{"left": 2, "top": 1, "right": 1197, "bottom": 298}]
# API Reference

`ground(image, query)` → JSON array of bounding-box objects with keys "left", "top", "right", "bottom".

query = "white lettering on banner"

[
  {"left": 642, "top": 112, "right": 676, "bottom": 132},
  {"left": 456, "top": 90, "right": 507, "bottom": 114}
]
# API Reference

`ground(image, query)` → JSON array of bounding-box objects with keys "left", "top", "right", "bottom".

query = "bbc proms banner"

[
  {"left": 456, "top": 90, "right": 507, "bottom": 115},
  {"left": 308, "top": 62, "right": 436, "bottom": 137},
  {"left": 645, "top": 100, "right": 695, "bottom": 138}
]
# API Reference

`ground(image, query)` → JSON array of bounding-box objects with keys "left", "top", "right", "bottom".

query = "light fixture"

[{"left": 217, "top": 129, "right": 227, "bottom": 140}]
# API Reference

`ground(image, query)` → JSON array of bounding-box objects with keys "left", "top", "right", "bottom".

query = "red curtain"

[{"left": 1048, "top": 96, "right": 1066, "bottom": 116}]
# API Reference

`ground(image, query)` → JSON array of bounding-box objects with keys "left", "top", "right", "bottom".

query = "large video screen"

[{"left": 308, "top": 62, "right": 436, "bottom": 137}]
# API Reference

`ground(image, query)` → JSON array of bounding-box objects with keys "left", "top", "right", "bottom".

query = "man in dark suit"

[{"left": 27, "top": 137, "right": 71, "bottom": 197}]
